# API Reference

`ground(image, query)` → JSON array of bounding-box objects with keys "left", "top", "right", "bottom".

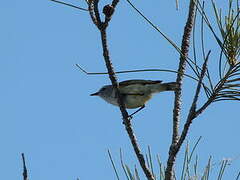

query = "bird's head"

[{"left": 90, "top": 85, "right": 113, "bottom": 99}]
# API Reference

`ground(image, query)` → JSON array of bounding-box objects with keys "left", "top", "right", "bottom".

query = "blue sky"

[{"left": 0, "top": 0, "right": 239, "bottom": 179}]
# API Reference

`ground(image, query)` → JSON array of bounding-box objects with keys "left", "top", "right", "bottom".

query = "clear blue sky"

[{"left": 0, "top": 0, "right": 239, "bottom": 179}]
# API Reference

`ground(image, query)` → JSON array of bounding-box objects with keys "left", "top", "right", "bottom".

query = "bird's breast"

[{"left": 124, "top": 94, "right": 152, "bottom": 109}]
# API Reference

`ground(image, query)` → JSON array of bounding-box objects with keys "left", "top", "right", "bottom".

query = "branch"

[
  {"left": 93, "top": 0, "right": 102, "bottom": 27},
  {"left": 165, "top": 0, "right": 196, "bottom": 179},
  {"left": 75, "top": 64, "right": 213, "bottom": 95},
  {"left": 21, "top": 153, "right": 28, "bottom": 180},
  {"left": 112, "top": 0, "right": 120, "bottom": 8},
  {"left": 125, "top": 0, "right": 203, "bottom": 79},
  {"left": 88, "top": 0, "right": 98, "bottom": 27},
  {"left": 195, "top": 62, "right": 240, "bottom": 116},
  {"left": 88, "top": 1, "right": 155, "bottom": 179},
  {"left": 99, "top": 29, "right": 128, "bottom": 118},
  {"left": 177, "top": 51, "right": 210, "bottom": 150},
  {"left": 50, "top": 0, "right": 88, "bottom": 11},
  {"left": 75, "top": 64, "right": 200, "bottom": 82}
]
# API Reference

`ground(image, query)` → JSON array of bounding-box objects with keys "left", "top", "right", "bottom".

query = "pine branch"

[{"left": 165, "top": 0, "right": 196, "bottom": 179}]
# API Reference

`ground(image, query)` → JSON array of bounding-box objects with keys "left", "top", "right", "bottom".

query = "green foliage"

[{"left": 212, "top": 0, "right": 240, "bottom": 67}]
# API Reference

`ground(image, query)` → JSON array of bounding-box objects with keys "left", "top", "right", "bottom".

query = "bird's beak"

[{"left": 90, "top": 92, "right": 99, "bottom": 96}]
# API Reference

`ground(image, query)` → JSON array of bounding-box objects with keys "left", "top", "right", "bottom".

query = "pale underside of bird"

[{"left": 91, "top": 79, "right": 178, "bottom": 116}]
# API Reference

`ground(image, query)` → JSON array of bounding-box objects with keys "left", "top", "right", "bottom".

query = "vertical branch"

[
  {"left": 93, "top": 0, "right": 101, "bottom": 26},
  {"left": 99, "top": 29, "right": 129, "bottom": 119},
  {"left": 165, "top": 0, "right": 196, "bottom": 179},
  {"left": 112, "top": 0, "right": 119, "bottom": 8},
  {"left": 89, "top": 1, "right": 155, "bottom": 179},
  {"left": 88, "top": 0, "right": 98, "bottom": 27},
  {"left": 177, "top": 51, "right": 210, "bottom": 149},
  {"left": 21, "top": 153, "right": 28, "bottom": 180}
]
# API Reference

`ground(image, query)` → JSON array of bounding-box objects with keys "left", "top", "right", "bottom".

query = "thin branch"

[
  {"left": 76, "top": 64, "right": 213, "bottom": 96},
  {"left": 125, "top": 0, "right": 203, "bottom": 79},
  {"left": 195, "top": 94, "right": 216, "bottom": 117},
  {"left": 76, "top": 64, "right": 199, "bottom": 82},
  {"left": 50, "top": 0, "right": 88, "bottom": 11},
  {"left": 88, "top": 1, "right": 98, "bottom": 27},
  {"left": 192, "top": 5, "right": 201, "bottom": 77},
  {"left": 173, "top": 0, "right": 196, "bottom": 142},
  {"left": 99, "top": 29, "right": 128, "bottom": 118},
  {"left": 200, "top": 2, "right": 214, "bottom": 92},
  {"left": 193, "top": 54, "right": 233, "bottom": 117},
  {"left": 195, "top": 0, "right": 223, "bottom": 50},
  {"left": 93, "top": 0, "right": 102, "bottom": 27},
  {"left": 21, "top": 153, "right": 28, "bottom": 180},
  {"left": 125, "top": 0, "right": 179, "bottom": 54},
  {"left": 112, "top": 0, "right": 120, "bottom": 8},
  {"left": 177, "top": 51, "right": 210, "bottom": 151},
  {"left": 165, "top": 0, "right": 196, "bottom": 179}
]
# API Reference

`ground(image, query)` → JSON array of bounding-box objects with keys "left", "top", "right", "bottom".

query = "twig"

[
  {"left": 165, "top": 0, "right": 196, "bottom": 179},
  {"left": 93, "top": 0, "right": 101, "bottom": 27},
  {"left": 177, "top": 51, "right": 210, "bottom": 151},
  {"left": 76, "top": 64, "right": 199, "bottom": 82},
  {"left": 88, "top": 0, "right": 98, "bottom": 27},
  {"left": 88, "top": 1, "right": 155, "bottom": 179},
  {"left": 99, "top": 27, "right": 128, "bottom": 118},
  {"left": 76, "top": 64, "right": 212, "bottom": 94},
  {"left": 112, "top": 0, "right": 120, "bottom": 8},
  {"left": 200, "top": 2, "right": 214, "bottom": 92},
  {"left": 50, "top": 0, "right": 88, "bottom": 11},
  {"left": 21, "top": 153, "right": 28, "bottom": 180},
  {"left": 125, "top": 0, "right": 202, "bottom": 79}
]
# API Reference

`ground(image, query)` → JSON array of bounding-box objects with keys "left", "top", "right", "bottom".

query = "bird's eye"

[{"left": 101, "top": 87, "right": 106, "bottom": 91}]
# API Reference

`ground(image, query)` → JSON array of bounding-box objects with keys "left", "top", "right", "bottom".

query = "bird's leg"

[{"left": 128, "top": 105, "right": 145, "bottom": 119}]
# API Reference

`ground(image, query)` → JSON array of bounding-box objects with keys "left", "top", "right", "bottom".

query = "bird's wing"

[
  {"left": 119, "top": 79, "right": 162, "bottom": 87},
  {"left": 119, "top": 80, "right": 162, "bottom": 95},
  {"left": 121, "top": 92, "right": 145, "bottom": 96}
]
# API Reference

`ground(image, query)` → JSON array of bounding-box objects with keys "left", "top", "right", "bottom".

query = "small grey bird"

[{"left": 91, "top": 79, "right": 178, "bottom": 116}]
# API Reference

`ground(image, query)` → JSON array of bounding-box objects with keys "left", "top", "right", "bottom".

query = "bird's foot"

[{"left": 122, "top": 115, "right": 133, "bottom": 124}]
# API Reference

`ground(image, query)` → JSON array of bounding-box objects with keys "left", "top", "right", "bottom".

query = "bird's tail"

[
  {"left": 150, "top": 82, "right": 179, "bottom": 93},
  {"left": 161, "top": 82, "right": 179, "bottom": 91}
]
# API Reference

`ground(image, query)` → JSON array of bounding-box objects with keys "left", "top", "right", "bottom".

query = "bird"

[{"left": 90, "top": 79, "right": 178, "bottom": 117}]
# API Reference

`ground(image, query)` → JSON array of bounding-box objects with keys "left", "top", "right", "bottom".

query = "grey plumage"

[{"left": 91, "top": 79, "right": 178, "bottom": 109}]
